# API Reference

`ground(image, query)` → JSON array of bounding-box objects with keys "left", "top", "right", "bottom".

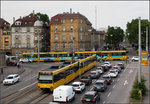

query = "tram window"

[
  {"left": 49, "top": 54, "right": 55, "bottom": 57},
  {"left": 122, "top": 52, "right": 126, "bottom": 55},
  {"left": 104, "top": 53, "right": 108, "bottom": 56},
  {"left": 118, "top": 53, "right": 122, "bottom": 56},
  {"left": 54, "top": 72, "right": 65, "bottom": 82},
  {"left": 40, "top": 54, "right": 46, "bottom": 57}
]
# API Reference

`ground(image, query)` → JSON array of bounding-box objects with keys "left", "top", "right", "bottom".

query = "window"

[
  {"left": 27, "top": 28, "right": 30, "bottom": 32},
  {"left": 80, "top": 26, "right": 83, "bottom": 31},
  {"left": 70, "top": 34, "right": 73, "bottom": 40},
  {"left": 55, "top": 34, "right": 58, "bottom": 40},
  {"left": 15, "top": 35, "right": 19, "bottom": 40},
  {"left": 70, "top": 43, "right": 73, "bottom": 48},
  {"left": 7, "top": 32, "right": 10, "bottom": 35},
  {"left": 27, "top": 35, "right": 30, "bottom": 40},
  {"left": 55, "top": 26, "right": 58, "bottom": 31},
  {"left": 38, "top": 29, "right": 41, "bottom": 33},
  {"left": 80, "top": 33, "right": 83, "bottom": 40},
  {"left": 5, "top": 44, "right": 9, "bottom": 49},
  {"left": 80, "top": 19, "right": 83, "bottom": 23},
  {"left": 62, "top": 34, "right": 66, "bottom": 40},
  {"left": 54, "top": 43, "right": 58, "bottom": 50},
  {"left": 27, "top": 43, "right": 30, "bottom": 48},
  {"left": 5, "top": 37, "right": 9, "bottom": 43},
  {"left": 79, "top": 43, "right": 83, "bottom": 49},
  {"left": 25, "top": 22, "right": 27, "bottom": 24},
  {"left": 62, "top": 26, "right": 66, "bottom": 31},
  {"left": 55, "top": 18, "right": 59, "bottom": 22},
  {"left": 3, "top": 31, "right": 6, "bottom": 35},
  {"left": 62, "top": 19, "right": 65, "bottom": 23},
  {"left": 35, "top": 29, "right": 37, "bottom": 33},
  {"left": 62, "top": 43, "right": 66, "bottom": 49},
  {"left": 70, "top": 26, "right": 73, "bottom": 31},
  {"left": 15, "top": 44, "right": 19, "bottom": 48},
  {"left": 70, "top": 18, "right": 73, "bottom": 23}
]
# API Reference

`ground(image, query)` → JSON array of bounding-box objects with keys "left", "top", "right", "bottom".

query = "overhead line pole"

[
  {"left": 146, "top": 27, "right": 148, "bottom": 52},
  {"left": 138, "top": 17, "right": 141, "bottom": 83}
]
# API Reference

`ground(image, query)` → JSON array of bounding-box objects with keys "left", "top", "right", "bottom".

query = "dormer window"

[
  {"left": 55, "top": 18, "right": 59, "bottom": 22},
  {"left": 25, "top": 22, "right": 27, "bottom": 24},
  {"left": 15, "top": 21, "right": 21, "bottom": 26}
]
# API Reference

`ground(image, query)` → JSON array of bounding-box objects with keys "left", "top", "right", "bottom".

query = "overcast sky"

[{"left": 1, "top": 1, "right": 149, "bottom": 31}]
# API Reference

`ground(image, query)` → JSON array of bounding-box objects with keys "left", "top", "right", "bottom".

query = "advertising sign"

[{"left": 141, "top": 51, "right": 148, "bottom": 66}]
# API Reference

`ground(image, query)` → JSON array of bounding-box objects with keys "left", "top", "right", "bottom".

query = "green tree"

[
  {"left": 36, "top": 12, "right": 49, "bottom": 23},
  {"left": 105, "top": 26, "right": 124, "bottom": 49},
  {"left": 126, "top": 18, "right": 150, "bottom": 49}
]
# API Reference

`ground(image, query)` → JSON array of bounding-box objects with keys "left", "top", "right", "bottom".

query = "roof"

[
  {"left": 96, "top": 79, "right": 105, "bottom": 83},
  {"left": 8, "top": 74, "right": 18, "bottom": 77},
  {"left": 51, "top": 13, "right": 91, "bottom": 25},
  {"left": 85, "top": 91, "right": 96, "bottom": 95},
  {"left": 55, "top": 85, "right": 72, "bottom": 90},
  {"left": 0, "top": 18, "right": 10, "bottom": 28},
  {"left": 72, "top": 82, "right": 81, "bottom": 85},
  {"left": 11, "top": 13, "right": 40, "bottom": 27}
]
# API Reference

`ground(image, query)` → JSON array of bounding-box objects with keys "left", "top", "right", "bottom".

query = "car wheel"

[{"left": 12, "top": 81, "right": 15, "bottom": 84}]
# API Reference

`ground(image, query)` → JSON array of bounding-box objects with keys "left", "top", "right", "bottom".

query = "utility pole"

[
  {"left": 38, "top": 28, "right": 40, "bottom": 65},
  {"left": 72, "top": 29, "right": 75, "bottom": 61},
  {"left": 138, "top": 17, "right": 141, "bottom": 83},
  {"left": 146, "top": 27, "right": 148, "bottom": 51}
]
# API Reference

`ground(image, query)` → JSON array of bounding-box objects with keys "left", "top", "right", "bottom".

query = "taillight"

[
  {"left": 94, "top": 75, "right": 97, "bottom": 76},
  {"left": 102, "top": 86, "right": 104, "bottom": 88},
  {"left": 81, "top": 98, "right": 85, "bottom": 100},
  {"left": 89, "top": 74, "right": 91, "bottom": 76},
  {"left": 92, "top": 99, "right": 96, "bottom": 101},
  {"left": 52, "top": 96, "right": 54, "bottom": 101},
  {"left": 66, "top": 96, "right": 68, "bottom": 102},
  {"left": 77, "top": 87, "right": 80, "bottom": 89}
]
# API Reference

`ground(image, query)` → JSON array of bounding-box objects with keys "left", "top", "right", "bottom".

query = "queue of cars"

[{"left": 52, "top": 61, "right": 125, "bottom": 104}]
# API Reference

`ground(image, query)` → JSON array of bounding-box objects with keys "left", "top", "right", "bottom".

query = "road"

[{"left": 0, "top": 60, "right": 138, "bottom": 104}]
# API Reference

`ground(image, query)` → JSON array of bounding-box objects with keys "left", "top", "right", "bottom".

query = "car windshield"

[
  {"left": 63, "top": 61, "right": 71, "bottom": 64},
  {"left": 84, "top": 94, "right": 94, "bottom": 98},
  {"left": 110, "top": 71, "right": 116, "bottom": 73},
  {"left": 103, "top": 77, "right": 110, "bottom": 79},
  {"left": 72, "top": 84, "right": 79, "bottom": 87},
  {"left": 6, "top": 76, "right": 14, "bottom": 79},
  {"left": 81, "top": 76, "right": 88, "bottom": 79},
  {"left": 113, "top": 67, "right": 118, "bottom": 69},
  {"left": 50, "top": 66, "right": 60, "bottom": 69},
  {"left": 95, "top": 82, "right": 103, "bottom": 86}
]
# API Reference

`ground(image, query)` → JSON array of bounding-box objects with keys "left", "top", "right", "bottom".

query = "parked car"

[
  {"left": 102, "top": 74, "right": 112, "bottom": 85},
  {"left": 101, "top": 64, "right": 109, "bottom": 72},
  {"left": 107, "top": 69, "right": 118, "bottom": 78},
  {"left": 89, "top": 71, "right": 100, "bottom": 79},
  {"left": 81, "top": 91, "right": 100, "bottom": 103},
  {"left": 96, "top": 67, "right": 104, "bottom": 74},
  {"left": 72, "top": 82, "right": 85, "bottom": 92},
  {"left": 3, "top": 74, "right": 20, "bottom": 85},
  {"left": 19, "top": 58, "right": 32, "bottom": 63},
  {"left": 44, "top": 59, "right": 55, "bottom": 63},
  {"left": 52, "top": 85, "right": 75, "bottom": 103},
  {"left": 103, "top": 62, "right": 112, "bottom": 68},
  {"left": 117, "top": 63, "right": 124, "bottom": 69},
  {"left": 93, "top": 79, "right": 107, "bottom": 92},
  {"left": 80, "top": 76, "right": 92, "bottom": 85},
  {"left": 112, "top": 65, "right": 121, "bottom": 73},
  {"left": 131, "top": 56, "right": 139, "bottom": 61}
]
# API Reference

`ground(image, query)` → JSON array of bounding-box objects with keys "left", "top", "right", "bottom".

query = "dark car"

[
  {"left": 102, "top": 74, "right": 112, "bottom": 85},
  {"left": 43, "top": 59, "right": 55, "bottom": 63},
  {"left": 117, "top": 63, "right": 125, "bottom": 69},
  {"left": 93, "top": 79, "right": 107, "bottom": 92},
  {"left": 80, "top": 76, "right": 92, "bottom": 85},
  {"left": 81, "top": 91, "right": 100, "bottom": 104},
  {"left": 89, "top": 71, "right": 100, "bottom": 79},
  {"left": 101, "top": 64, "right": 109, "bottom": 72}
]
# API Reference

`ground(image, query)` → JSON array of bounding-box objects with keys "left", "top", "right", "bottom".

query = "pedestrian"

[
  {"left": 17, "top": 63, "right": 20, "bottom": 69},
  {"left": 1, "top": 68, "right": 3, "bottom": 74}
]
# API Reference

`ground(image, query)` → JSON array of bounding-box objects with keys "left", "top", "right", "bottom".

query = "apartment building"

[
  {"left": 0, "top": 18, "right": 11, "bottom": 55},
  {"left": 11, "top": 13, "right": 50, "bottom": 56},
  {"left": 50, "top": 11, "right": 92, "bottom": 52}
]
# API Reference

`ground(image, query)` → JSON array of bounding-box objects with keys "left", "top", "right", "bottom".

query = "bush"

[{"left": 131, "top": 88, "right": 141, "bottom": 100}]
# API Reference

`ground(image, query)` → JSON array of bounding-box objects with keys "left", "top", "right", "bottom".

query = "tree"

[
  {"left": 126, "top": 18, "right": 150, "bottom": 49},
  {"left": 36, "top": 12, "right": 49, "bottom": 23},
  {"left": 105, "top": 26, "right": 124, "bottom": 49}
]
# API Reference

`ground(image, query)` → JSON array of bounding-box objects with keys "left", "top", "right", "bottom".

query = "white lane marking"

[
  {"left": 113, "top": 84, "right": 116, "bottom": 88},
  {"left": 25, "top": 75, "right": 37, "bottom": 82},
  {"left": 103, "top": 101, "right": 106, "bottom": 104},
  {"left": 19, "top": 82, "right": 37, "bottom": 91},
  {"left": 124, "top": 80, "right": 128, "bottom": 86},
  {"left": 92, "top": 80, "right": 96, "bottom": 83},
  {"left": 117, "top": 78, "right": 120, "bottom": 81},
  {"left": 90, "top": 87, "right": 94, "bottom": 91},
  {"left": 107, "top": 92, "right": 111, "bottom": 97},
  {"left": 129, "top": 69, "right": 133, "bottom": 74}
]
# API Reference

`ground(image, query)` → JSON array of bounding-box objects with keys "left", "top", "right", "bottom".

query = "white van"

[{"left": 52, "top": 85, "right": 75, "bottom": 103}]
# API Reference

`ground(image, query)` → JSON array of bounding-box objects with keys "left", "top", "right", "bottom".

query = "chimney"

[
  {"left": 33, "top": 10, "right": 35, "bottom": 15},
  {"left": 13, "top": 17, "right": 15, "bottom": 23},
  {"left": 20, "top": 16, "right": 21, "bottom": 19},
  {"left": 70, "top": 8, "right": 72, "bottom": 14}
]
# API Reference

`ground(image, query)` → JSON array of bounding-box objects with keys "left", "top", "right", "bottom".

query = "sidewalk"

[
  {"left": 0, "top": 66, "right": 25, "bottom": 83},
  {"left": 142, "top": 58, "right": 149, "bottom": 103}
]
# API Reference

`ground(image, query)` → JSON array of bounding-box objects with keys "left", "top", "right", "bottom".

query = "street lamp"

[
  {"left": 34, "top": 20, "right": 43, "bottom": 64},
  {"left": 88, "top": 29, "right": 95, "bottom": 51}
]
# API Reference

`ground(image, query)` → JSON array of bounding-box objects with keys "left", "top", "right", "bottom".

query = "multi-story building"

[
  {"left": 50, "top": 11, "right": 92, "bottom": 52},
  {"left": 0, "top": 18, "right": 11, "bottom": 55},
  {"left": 11, "top": 12, "right": 50, "bottom": 56}
]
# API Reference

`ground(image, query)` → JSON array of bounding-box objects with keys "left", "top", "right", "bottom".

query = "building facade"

[
  {"left": 11, "top": 13, "right": 50, "bottom": 56},
  {"left": 50, "top": 12, "right": 92, "bottom": 52},
  {"left": 0, "top": 18, "right": 11, "bottom": 55}
]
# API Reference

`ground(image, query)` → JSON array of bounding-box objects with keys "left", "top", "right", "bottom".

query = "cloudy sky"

[{"left": 1, "top": 1, "right": 149, "bottom": 31}]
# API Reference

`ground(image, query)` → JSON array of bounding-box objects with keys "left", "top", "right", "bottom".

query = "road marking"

[
  {"left": 92, "top": 79, "right": 96, "bottom": 83},
  {"left": 90, "top": 87, "right": 94, "bottom": 91},
  {"left": 25, "top": 75, "right": 37, "bottom": 82},
  {"left": 19, "top": 82, "right": 37, "bottom": 91},
  {"left": 117, "top": 78, "right": 120, "bottom": 81},
  {"left": 103, "top": 101, "right": 106, "bottom": 104},
  {"left": 129, "top": 69, "right": 133, "bottom": 74},
  {"left": 124, "top": 80, "right": 128, "bottom": 86},
  {"left": 107, "top": 92, "right": 111, "bottom": 97},
  {"left": 113, "top": 84, "right": 116, "bottom": 88}
]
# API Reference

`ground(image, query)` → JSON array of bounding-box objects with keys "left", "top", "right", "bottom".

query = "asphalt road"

[{"left": 0, "top": 60, "right": 138, "bottom": 104}]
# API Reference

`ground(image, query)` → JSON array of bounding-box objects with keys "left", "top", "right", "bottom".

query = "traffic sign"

[{"left": 141, "top": 51, "right": 148, "bottom": 66}]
